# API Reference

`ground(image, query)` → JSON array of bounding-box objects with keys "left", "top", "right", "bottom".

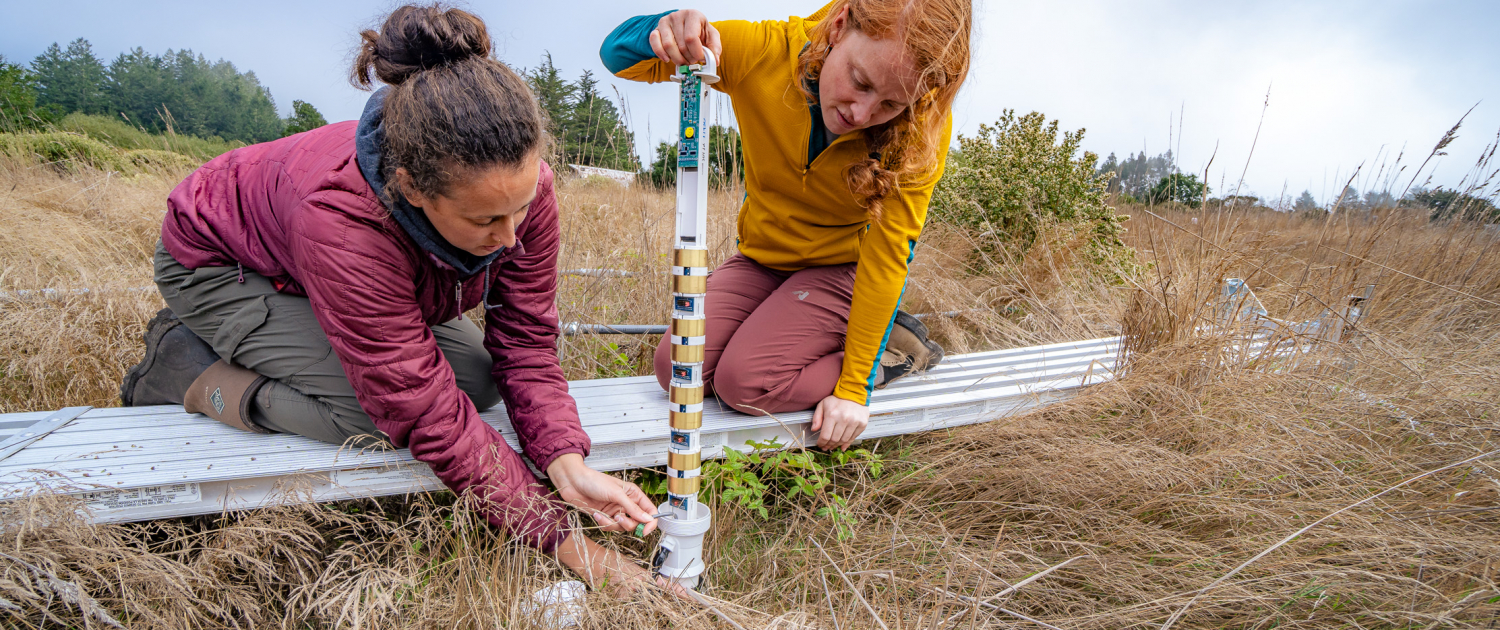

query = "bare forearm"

[{"left": 553, "top": 530, "right": 605, "bottom": 584}]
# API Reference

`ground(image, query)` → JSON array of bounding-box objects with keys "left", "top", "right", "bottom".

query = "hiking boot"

[
  {"left": 875, "top": 311, "right": 945, "bottom": 389},
  {"left": 183, "top": 360, "right": 271, "bottom": 434},
  {"left": 120, "top": 308, "right": 221, "bottom": 406}
]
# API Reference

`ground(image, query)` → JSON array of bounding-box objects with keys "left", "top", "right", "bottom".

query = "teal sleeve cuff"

[{"left": 600, "top": 10, "right": 677, "bottom": 74}]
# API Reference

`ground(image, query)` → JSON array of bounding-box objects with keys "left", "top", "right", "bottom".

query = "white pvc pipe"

[{"left": 653, "top": 501, "right": 712, "bottom": 589}]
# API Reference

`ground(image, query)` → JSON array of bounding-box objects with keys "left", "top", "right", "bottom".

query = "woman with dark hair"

[
  {"left": 603, "top": 0, "right": 972, "bottom": 449},
  {"left": 121, "top": 4, "right": 664, "bottom": 591}
]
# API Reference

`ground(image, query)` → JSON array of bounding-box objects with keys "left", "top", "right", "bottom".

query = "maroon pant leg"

[
  {"left": 654, "top": 253, "right": 784, "bottom": 395},
  {"left": 714, "top": 262, "right": 856, "bottom": 414},
  {"left": 653, "top": 254, "right": 858, "bottom": 416}
]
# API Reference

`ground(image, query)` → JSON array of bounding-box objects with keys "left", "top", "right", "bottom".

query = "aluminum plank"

[{"left": 0, "top": 340, "right": 1121, "bottom": 523}]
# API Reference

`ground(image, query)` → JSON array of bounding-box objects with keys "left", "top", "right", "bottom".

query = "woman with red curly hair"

[{"left": 602, "top": 0, "right": 972, "bottom": 449}]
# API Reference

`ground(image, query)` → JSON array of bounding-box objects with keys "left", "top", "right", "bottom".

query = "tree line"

[
  {"left": 1092, "top": 150, "right": 1496, "bottom": 222},
  {"left": 3, "top": 41, "right": 655, "bottom": 173},
  {"left": 1, "top": 39, "right": 325, "bottom": 143}
]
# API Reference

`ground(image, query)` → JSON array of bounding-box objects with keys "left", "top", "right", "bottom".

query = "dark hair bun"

[{"left": 353, "top": 4, "right": 492, "bottom": 87}]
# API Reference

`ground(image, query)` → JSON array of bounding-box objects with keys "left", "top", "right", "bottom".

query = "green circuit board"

[{"left": 678, "top": 68, "right": 701, "bottom": 169}]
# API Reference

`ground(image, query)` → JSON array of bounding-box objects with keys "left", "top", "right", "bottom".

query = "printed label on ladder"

[{"left": 82, "top": 482, "right": 201, "bottom": 512}]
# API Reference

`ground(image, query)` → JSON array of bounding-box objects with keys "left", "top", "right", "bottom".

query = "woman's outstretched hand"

[
  {"left": 554, "top": 532, "right": 692, "bottom": 601},
  {"left": 546, "top": 456, "right": 692, "bottom": 601},
  {"left": 547, "top": 453, "right": 660, "bottom": 536},
  {"left": 651, "top": 9, "right": 722, "bottom": 66},
  {"left": 812, "top": 395, "right": 870, "bottom": 450}
]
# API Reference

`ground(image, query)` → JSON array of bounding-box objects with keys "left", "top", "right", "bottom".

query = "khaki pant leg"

[
  {"left": 432, "top": 316, "right": 502, "bottom": 412},
  {"left": 153, "top": 242, "right": 500, "bottom": 446}
]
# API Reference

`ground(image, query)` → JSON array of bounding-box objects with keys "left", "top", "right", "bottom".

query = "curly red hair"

[{"left": 796, "top": 0, "right": 972, "bottom": 220}]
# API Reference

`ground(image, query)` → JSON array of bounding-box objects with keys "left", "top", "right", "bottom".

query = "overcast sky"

[{"left": 4, "top": 1, "right": 1497, "bottom": 204}]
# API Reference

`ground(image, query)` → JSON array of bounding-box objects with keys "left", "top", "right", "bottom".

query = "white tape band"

[{"left": 666, "top": 466, "right": 702, "bottom": 479}]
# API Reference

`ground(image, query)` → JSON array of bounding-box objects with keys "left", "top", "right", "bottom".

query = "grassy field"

[{"left": 1, "top": 151, "right": 1497, "bottom": 629}]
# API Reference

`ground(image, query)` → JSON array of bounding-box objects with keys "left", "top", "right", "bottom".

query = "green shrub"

[
  {"left": 55, "top": 113, "right": 240, "bottom": 161},
  {"left": 637, "top": 438, "right": 884, "bottom": 539},
  {"left": 0, "top": 55, "right": 49, "bottom": 131},
  {"left": 1412, "top": 187, "right": 1500, "bottom": 223},
  {"left": 281, "top": 100, "right": 328, "bottom": 137},
  {"left": 0, "top": 131, "right": 118, "bottom": 170},
  {"left": 1146, "top": 172, "right": 1209, "bottom": 208},
  {"left": 122, "top": 148, "right": 198, "bottom": 171},
  {"left": 931, "top": 110, "right": 1131, "bottom": 271},
  {"left": 0, "top": 130, "right": 196, "bottom": 174}
]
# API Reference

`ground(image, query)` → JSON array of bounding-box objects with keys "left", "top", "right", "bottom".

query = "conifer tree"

[
  {"left": 0, "top": 55, "right": 42, "bottom": 129},
  {"left": 105, "top": 48, "right": 282, "bottom": 142},
  {"left": 1293, "top": 190, "right": 1320, "bottom": 213},
  {"left": 523, "top": 52, "right": 575, "bottom": 148},
  {"left": 562, "top": 70, "right": 636, "bottom": 171},
  {"left": 282, "top": 100, "right": 328, "bottom": 136},
  {"left": 31, "top": 39, "right": 109, "bottom": 116}
]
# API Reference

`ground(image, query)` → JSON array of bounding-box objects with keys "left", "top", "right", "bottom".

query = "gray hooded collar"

[{"left": 355, "top": 87, "right": 505, "bottom": 277}]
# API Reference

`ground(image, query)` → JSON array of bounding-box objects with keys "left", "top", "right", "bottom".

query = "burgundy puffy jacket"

[{"left": 162, "top": 120, "right": 585, "bottom": 552}]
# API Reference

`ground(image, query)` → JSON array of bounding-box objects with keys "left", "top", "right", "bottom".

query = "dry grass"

[{"left": 1, "top": 153, "right": 1498, "bottom": 629}]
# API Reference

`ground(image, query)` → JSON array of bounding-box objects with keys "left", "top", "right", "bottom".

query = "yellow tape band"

[
  {"left": 668, "top": 476, "right": 701, "bottom": 495},
  {"left": 670, "top": 385, "right": 704, "bottom": 405},
  {"left": 673, "top": 249, "right": 709, "bottom": 267},
  {"left": 671, "top": 344, "right": 705, "bottom": 363},
  {"left": 668, "top": 451, "right": 702, "bottom": 470},
  {"left": 669, "top": 410, "right": 703, "bottom": 429}
]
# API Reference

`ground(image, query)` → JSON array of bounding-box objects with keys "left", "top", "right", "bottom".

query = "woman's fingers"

[
  {"left": 831, "top": 417, "right": 853, "bottom": 450},
  {"left": 649, "top": 29, "right": 666, "bottom": 64},
  {"left": 818, "top": 414, "right": 840, "bottom": 449},
  {"left": 815, "top": 399, "right": 869, "bottom": 450},
  {"left": 839, "top": 414, "right": 861, "bottom": 448},
  {"left": 816, "top": 396, "right": 870, "bottom": 450},
  {"left": 703, "top": 22, "right": 724, "bottom": 61},
  {"left": 615, "top": 480, "right": 660, "bottom": 535},
  {"left": 840, "top": 416, "right": 868, "bottom": 449},
  {"left": 592, "top": 510, "right": 628, "bottom": 532},
  {"left": 816, "top": 397, "right": 844, "bottom": 449},
  {"left": 624, "top": 481, "right": 661, "bottom": 535},
  {"left": 655, "top": 575, "right": 694, "bottom": 600},
  {"left": 657, "top": 10, "right": 715, "bottom": 66},
  {"left": 656, "top": 13, "right": 688, "bottom": 65},
  {"left": 679, "top": 17, "right": 705, "bottom": 66}
]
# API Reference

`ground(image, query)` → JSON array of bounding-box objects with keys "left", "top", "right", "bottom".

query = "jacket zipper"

[{"left": 455, "top": 279, "right": 463, "bottom": 320}]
